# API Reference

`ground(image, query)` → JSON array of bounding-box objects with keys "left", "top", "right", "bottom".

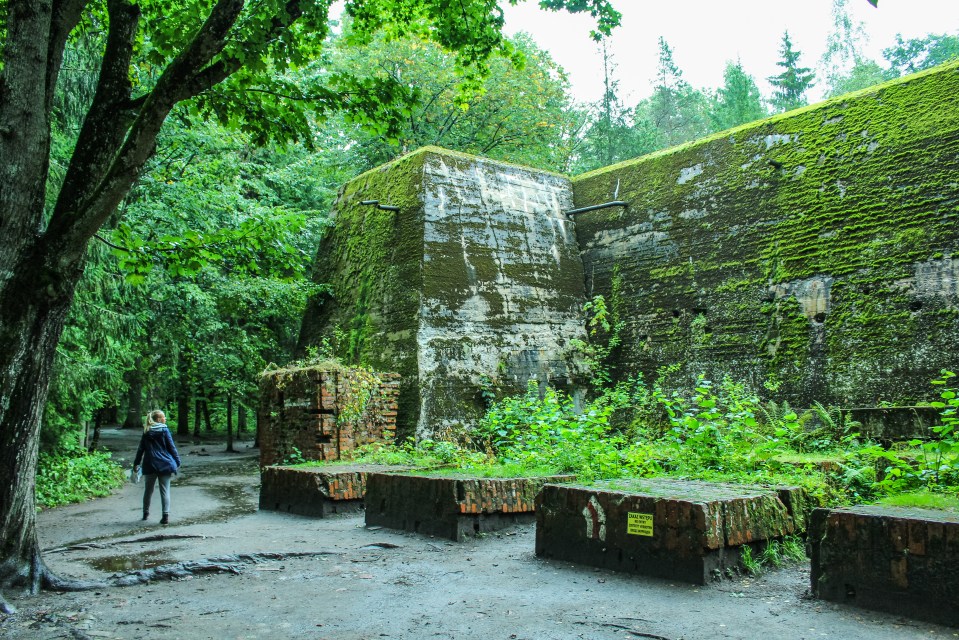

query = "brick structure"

[
  {"left": 536, "top": 478, "right": 810, "bottom": 585},
  {"left": 809, "top": 505, "right": 959, "bottom": 626},
  {"left": 258, "top": 365, "right": 399, "bottom": 466},
  {"left": 259, "top": 464, "right": 410, "bottom": 517},
  {"left": 365, "top": 472, "right": 574, "bottom": 541}
]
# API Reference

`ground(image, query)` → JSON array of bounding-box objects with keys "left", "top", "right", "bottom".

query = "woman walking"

[{"left": 133, "top": 409, "right": 181, "bottom": 524}]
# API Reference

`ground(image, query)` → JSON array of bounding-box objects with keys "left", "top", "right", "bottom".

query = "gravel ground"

[{"left": 0, "top": 428, "right": 954, "bottom": 640}]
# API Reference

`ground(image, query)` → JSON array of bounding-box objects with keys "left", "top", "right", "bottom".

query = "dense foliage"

[
  {"left": 35, "top": 442, "right": 127, "bottom": 509},
  {"left": 339, "top": 368, "right": 959, "bottom": 512}
]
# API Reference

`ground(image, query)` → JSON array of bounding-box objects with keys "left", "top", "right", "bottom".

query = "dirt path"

[{"left": 0, "top": 428, "right": 952, "bottom": 639}]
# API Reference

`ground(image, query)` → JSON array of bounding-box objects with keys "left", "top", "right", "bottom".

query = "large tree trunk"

[
  {"left": 0, "top": 0, "right": 316, "bottom": 614},
  {"left": 0, "top": 250, "right": 85, "bottom": 611}
]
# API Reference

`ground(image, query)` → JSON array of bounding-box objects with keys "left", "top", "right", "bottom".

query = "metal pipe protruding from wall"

[
  {"left": 360, "top": 200, "right": 401, "bottom": 212},
  {"left": 564, "top": 201, "right": 628, "bottom": 215}
]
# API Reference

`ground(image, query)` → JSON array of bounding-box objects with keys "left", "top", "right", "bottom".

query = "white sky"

[{"left": 502, "top": 0, "right": 959, "bottom": 105}]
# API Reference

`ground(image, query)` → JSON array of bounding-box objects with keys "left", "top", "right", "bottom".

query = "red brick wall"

[{"left": 258, "top": 366, "right": 399, "bottom": 466}]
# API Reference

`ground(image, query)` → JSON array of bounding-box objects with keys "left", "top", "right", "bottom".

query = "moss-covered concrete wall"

[
  {"left": 573, "top": 62, "right": 959, "bottom": 405},
  {"left": 299, "top": 147, "right": 588, "bottom": 439},
  {"left": 298, "top": 151, "right": 426, "bottom": 438},
  {"left": 417, "top": 150, "right": 587, "bottom": 435}
]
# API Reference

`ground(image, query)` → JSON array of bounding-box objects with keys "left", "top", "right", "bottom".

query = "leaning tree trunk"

[{"left": 0, "top": 0, "right": 318, "bottom": 614}]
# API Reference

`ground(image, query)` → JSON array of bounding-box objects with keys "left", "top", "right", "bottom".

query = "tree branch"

[
  {"left": 92, "top": 234, "right": 132, "bottom": 253},
  {"left": 46, "top": 0, "right": 142, "bottom": 244}
]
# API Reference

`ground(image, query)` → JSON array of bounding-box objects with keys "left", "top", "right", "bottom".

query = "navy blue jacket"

[{"left": 134, "top": 425, "right": 181, "bottom": 475}]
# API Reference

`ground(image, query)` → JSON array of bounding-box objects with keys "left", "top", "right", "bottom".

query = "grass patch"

[
  {"left": 771, "top": 452, "right": 845, "bottom": 464},
  {"left": 418, "top": 462, "right": 562, "bottom": 478},
  {"left": 876, "top": 491, "right": 959, "bottom": 511}
]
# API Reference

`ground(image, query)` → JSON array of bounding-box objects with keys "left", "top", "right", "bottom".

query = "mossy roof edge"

[
  {"left": 572, "top": 58, "right": 959, "bottom": 182},
  {"left": 344, "top": 145, "right": 569, "bottom": 188}
]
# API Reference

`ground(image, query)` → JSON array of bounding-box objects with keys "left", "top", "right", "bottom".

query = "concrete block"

[
  {"left": 809, "top": 505, "right": 959, "bottom": 626},
  {"left": 259, "top": 464, "right": 410, "bottom": 517},
  {"left": 365, "top": 472, "right": 574, "bottom": 541},
  {"left": 535, "top": 478, "right": 808, "bottom": 585}
]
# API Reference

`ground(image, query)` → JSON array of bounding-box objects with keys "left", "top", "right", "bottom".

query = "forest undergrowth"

[
  {"left": 333, "top": 368, "right": 959, "bottom": 511},
  {"left": 38, "top": 364, "right": 959, "bottom": 517}
]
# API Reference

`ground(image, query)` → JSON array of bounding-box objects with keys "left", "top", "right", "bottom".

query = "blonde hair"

[{"left": 144, "top": 409, "right": 165, "bottom": 432}]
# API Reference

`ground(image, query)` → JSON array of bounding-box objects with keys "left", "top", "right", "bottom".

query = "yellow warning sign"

[{"left": 627, "top": 512, "right": 653, "bottom": 536}]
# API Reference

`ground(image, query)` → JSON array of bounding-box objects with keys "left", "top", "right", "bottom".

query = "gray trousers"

[{"left": 142, "top": 473, "right": 172, "bottom": 515}]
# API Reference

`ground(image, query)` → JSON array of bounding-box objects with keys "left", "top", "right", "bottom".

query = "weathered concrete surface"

[
  {"left": 573, "top": 63, "right": 959, "bottom": 407},
  {"left": 257, "top": 366, "right": 399, "bottom": 466},
  {"left": 809, "top": 505, "right": 959, "bottom": 627},
  {"left": 841, "top": 406, "right": 942, "bottom": 443},
  {"left": 536, "top": 478, "right": 809, "bottom": 585},
  {"left": 365, "top": 472, "right": 574, "bottom": 541},
  {"left": 417, "top": 151, "right": 588, "bottom": 437},
  {"left": 259, "top": 464, "right": 411, "bottom": 517},
  {"left": 297, "top": 147, "right": 589, "bottom": 440}
]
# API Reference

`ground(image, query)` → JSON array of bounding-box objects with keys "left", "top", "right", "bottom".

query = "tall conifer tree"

[
  {"left": 710, "top": 60, "right": 766, "bottom": 132},
  {"left": 768, "top": 30, "right": 816, "bottom": 113}
]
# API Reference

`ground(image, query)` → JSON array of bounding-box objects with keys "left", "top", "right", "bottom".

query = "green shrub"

[
  {"left": 36, "top": 443, "right": 127, "bottom": 509},
  {"left": 477, "top": 381, "right": 628, "bottom": 481}
]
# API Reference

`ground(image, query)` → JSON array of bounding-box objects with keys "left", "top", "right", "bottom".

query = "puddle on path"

[
  {"left": 89, "top": 550, "right": 177, "bottom": 572},
  {"left": 177, "top": 455, "right": 259, "bottom": 482}
]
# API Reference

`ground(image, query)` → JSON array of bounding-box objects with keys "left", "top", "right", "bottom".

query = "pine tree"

[
  {"left": 768, "top": 31, "right": 816, "bottom": 113},
  {"left": 710, "top": 60, "right": 767, "bottom": 132},
  {"left": 573, "top": 39, "right": 653, "bottom": 173},
  {"left": 646, "top": 37, "right": 708, "bottom": 147}
]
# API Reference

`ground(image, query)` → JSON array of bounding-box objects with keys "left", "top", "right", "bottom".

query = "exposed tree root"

[
  {"left": 45, "top": 533, "right": 222, "bottom": 554},
  {"left": 92, "top": 551, "right": 341, "bottom": 588},
  {"left": 1, "top": 551, "right": 338, "bottom": 614}
]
